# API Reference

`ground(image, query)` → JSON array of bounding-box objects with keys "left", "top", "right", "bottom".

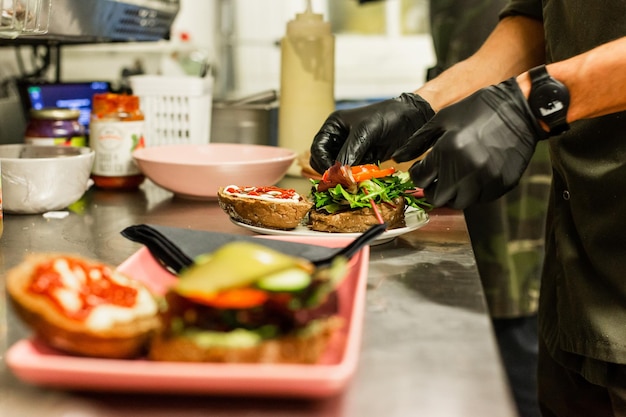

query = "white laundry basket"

[{"left": 129, "top": 75, "right": 213, "bottom": 146}]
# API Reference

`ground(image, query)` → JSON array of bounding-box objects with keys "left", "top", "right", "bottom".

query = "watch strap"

[{"left": 528, "top": 65, "right": 570, "bottom": 135}]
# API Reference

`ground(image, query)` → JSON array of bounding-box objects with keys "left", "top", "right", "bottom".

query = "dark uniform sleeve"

[
  {"left": 499, "top": 0, "right": 543, "bottom": 20},
  {"left": 427, "top": 0, "right": 509, "bottom": 79}
]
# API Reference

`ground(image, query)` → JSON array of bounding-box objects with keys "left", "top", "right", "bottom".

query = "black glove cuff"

[
  {"left": 497, "top": 78, "right": 550, "bottom": 141},
  {"left": 398, "top": 92, "right": 436, "bottom": 120}
]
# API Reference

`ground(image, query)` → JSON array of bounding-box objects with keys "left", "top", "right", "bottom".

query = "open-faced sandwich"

[
  {"left": 217, "top": 185, "right": 313, "bottom": 230},
  {"left": 309, "top": 162, "right": 430, "bottom": 233},
  {"left": 217, "top": 163, "right": 429, "bottom": 234},
  {"left": 6, "top": 253, "right": 160, "bottom": 359},
  {"left": 149, "top": 241, "right": 347, "bottom": 363}
]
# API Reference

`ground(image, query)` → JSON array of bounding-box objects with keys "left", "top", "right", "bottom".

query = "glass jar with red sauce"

[{"left": 90, "top": 93, "right": 145, "bottom": 190}]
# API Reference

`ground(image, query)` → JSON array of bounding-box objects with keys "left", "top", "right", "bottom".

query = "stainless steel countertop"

[{"left": 0, "top": 179, "right": 517, "bottom": 417}]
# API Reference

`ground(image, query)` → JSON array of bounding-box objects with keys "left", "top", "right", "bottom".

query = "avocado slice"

[{"left": 175, "top": 241, "right": 313, "bottom": 297}]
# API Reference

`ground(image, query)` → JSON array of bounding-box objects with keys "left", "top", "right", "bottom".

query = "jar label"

[
  {"left": 90, "top": 120, "right": 145, "bottom": 176},
  {"left": 25, "top": 136, "right": 86, "bottom": 147}
]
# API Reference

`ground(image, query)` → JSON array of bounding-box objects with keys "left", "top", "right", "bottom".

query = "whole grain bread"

[
  {"left": 218, "top": 187, "right": 312, "bottom": 230},
  {"left": 148, "top": 316, "right": 343, "bottom": 363},
  {"left": 309, "top": 197, "right": 406, "bottom": 233},
  {"left": 6, "top": 253, "right": 160, "bottom": 359}
]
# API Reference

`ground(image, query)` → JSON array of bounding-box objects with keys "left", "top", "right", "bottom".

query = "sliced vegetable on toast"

[
  {"left": 149, "top": 241, "right": 349, "bottom": 363},
  {"left": 309, "top": 162, "right": 431, "bottom": 233}
]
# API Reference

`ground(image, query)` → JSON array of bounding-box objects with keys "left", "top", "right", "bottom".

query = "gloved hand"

[
  {"left": 392, "top": 78, "right": 548, "bottom": 209},
  {"left": 309, "top": 93, "right": 434, "bottom": 174}
]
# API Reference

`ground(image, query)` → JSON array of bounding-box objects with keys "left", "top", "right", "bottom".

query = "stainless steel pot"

[{"left": 210, "top": 90, "right": 278, "bottom": 146}]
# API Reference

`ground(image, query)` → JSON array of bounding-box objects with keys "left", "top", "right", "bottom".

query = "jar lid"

[{"left": 30, "top": 108, "right": 81, "bottom": 120}]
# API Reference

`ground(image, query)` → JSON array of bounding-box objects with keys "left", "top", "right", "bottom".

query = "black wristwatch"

[{"left": 527, "top": 65, "right": 570, "bottom": 135}]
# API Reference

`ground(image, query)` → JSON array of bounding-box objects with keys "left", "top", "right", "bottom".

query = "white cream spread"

[
  {"left": 223, "top": 185, "right": 302, "bottom": 203},
  {"left": 86, "top": 281, "right": 158, "bottom": 331}
]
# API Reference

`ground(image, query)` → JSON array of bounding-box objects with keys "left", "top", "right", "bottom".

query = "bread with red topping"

[
  {"left": 6, "top": 253, "right": 160, "bottom": 359},
  {"left": 218, "top": 185, "right": 312, "bottom": 230}
]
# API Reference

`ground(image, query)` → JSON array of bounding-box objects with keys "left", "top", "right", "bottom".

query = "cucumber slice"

[{"left": 257, "top": 268, "right": 312, "bottom": 292}]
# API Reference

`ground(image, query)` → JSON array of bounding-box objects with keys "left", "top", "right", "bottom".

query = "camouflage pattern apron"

[{"left": 429, "top": 0, "right": 552, "bottom": 318}]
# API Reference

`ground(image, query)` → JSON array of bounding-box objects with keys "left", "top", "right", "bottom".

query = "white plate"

[{"left": 231, "top": 208, "right": 430, "bottom": 245}]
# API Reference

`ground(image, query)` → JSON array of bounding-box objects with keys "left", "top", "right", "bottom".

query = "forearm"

[
  {"left": 417, "top": 16, "right": 545, "bottom": 111},
  {"left": 516, "top": 36, "right": 626, "bottom": 123}
]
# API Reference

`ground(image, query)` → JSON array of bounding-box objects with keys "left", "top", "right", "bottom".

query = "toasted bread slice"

[
  {"left": 309, "top": 197, "right": 406, "bottom": 233},
  {"left": 148, "top": 316, "right": 343, "bottom": 363},
  {"left": 6, "top": 253, "right": 160, "bottom": 359},
  {"left": 218, "top": 186, "right": 312, "bottom": 230}
]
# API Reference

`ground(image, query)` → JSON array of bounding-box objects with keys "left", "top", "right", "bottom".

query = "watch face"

[
  {"left": 530, "top": 84, "right": 567, "bottom": 118},
  {"left": 528, "top": 80, "right": 570, "bottom": 133}
]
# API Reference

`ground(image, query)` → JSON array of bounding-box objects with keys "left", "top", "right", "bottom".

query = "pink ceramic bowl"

[{"left": 132, "top": 144, "right": 296, "bottom": 199}]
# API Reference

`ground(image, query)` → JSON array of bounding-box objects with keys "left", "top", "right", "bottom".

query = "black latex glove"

[
  {"left": 392, "top": 78, "right": 548, "bottom": 209},
  {"left": 309, "top": 93, "right": 434, "bottom": 174}
]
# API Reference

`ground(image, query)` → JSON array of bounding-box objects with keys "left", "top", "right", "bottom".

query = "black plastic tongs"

[{"left": 121, "top": 224, "right": 194, "bottom": 274}]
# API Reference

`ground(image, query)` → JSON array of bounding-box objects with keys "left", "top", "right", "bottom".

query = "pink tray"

[{"left": 6, "top": 235, "right": 369, "bottom": 398}]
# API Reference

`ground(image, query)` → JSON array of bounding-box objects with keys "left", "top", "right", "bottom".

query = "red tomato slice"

[
  {"left": 186, "top": 288, "right": 269, "bottom": 309},
  {"left": 351, "top": 165, "right": 396, "bottom": 182}
]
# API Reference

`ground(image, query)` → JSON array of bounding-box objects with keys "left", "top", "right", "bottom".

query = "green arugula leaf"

[{"left": 310, "top": 171, "right": 432, "bottom": 214}]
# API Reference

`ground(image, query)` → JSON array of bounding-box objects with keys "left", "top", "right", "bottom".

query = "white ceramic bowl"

[
  {"left": 132, "top": 144, "right": 297, "bottom": 199},
  {"left": 0, "top": 145, "right": 95, "bottom": 214}
]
